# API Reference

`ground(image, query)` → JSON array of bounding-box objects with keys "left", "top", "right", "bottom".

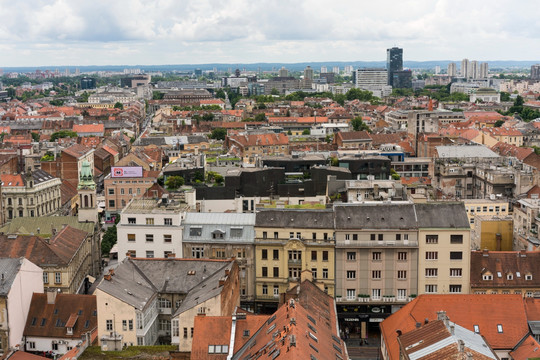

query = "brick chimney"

[{"left": 47, "top": 289, "right": 58, "bottom": 304}]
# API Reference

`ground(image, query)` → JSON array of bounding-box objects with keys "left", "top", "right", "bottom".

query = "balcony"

[
  {"left": 288, "top": 258, "right": 302, "bottom": 265},
  {"left": 257, "top": 295, "right": 280, "bottom": 301}
]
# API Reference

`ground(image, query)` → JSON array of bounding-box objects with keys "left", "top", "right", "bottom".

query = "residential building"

[
  {"left": 95, "top": 257, "right": 239, "bottom": 349},
  {"left": 334, "top": 131, "right": 372, "bottom": 149},
  {"left": 0, "top": 258, "right": 44, "bottom": 355},
  {"left": 182, "top": 213, "right": 256, "bottom": 307},
  {"left": 334, "top": 203, "right": 419, "bottom": 337},
  {"left": 1, "top": 169, "right": 61, "bottom": 221},
  {"left": 40, "top": 144, "right": 94, "bottom": 188},
  {"left": 461, "top": 59, "right": 469, "bottom": 78},
  {"left": 23, "top": 292, "right": 97, "bottom": 356},
  {"left": 72, "top": 123, "right": 105, "bottom": 137},
  {"left": 254, "top": 209, "right": 335, "bottom": 312},
  {"left": 327, "top": 178, "right": 406, "bottom": 203},
  {"left": 532, "top": 64, "right": 540, "bottom": 80},
  {"left": 225, "top": 133, "right": 289, "bottom": 164},
  {"left": 513, "top": 198, "right": 540, "bottom": 250},
  {"left": 417, "top": 202, "right": 471, "bottom": 295},
  {"left": 116, "top": 194, "right": 191, "bottom": 261},
  {"left": 396, "top": 314, "right": 498, "bottom": 359},
  {"left": 448, "top": 62, "right": 457, "bottom": 77},
  {"left": 471, "top": 250, "right": 540, "bottom": 297}
]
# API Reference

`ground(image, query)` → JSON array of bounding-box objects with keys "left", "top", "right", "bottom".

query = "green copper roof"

[{"left": 78, "top": 160, "right": 96, "bottom": 190}]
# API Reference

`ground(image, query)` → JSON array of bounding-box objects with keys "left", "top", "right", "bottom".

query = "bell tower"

[{"left": 77, "top": 160, "right": 98, "bottom": 223}]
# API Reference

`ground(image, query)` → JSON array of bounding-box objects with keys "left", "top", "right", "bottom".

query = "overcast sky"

[{"left": 0, "top": 0, "right": 538, "bottom": 67}]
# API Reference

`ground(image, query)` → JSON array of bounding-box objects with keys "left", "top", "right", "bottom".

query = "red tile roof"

[
  {"left": 491, "top": 142, "right": 534, "bottom": 160},
  {"left": 470, "top": 251, "right": 540, "bottom": 288},
  {"left": 1, "top": 174, "right": 24, "bottom": 187},
  {"left": 227, "top": 133, "right": 289, "bottom": 147},
  {"left": 509, "top": 335, "right": 540, "bottom": 360},
  {"left": 62, "top": 144, "right": 92, "bottom": 158},
  {"left": 380, "top": 294, "right": 529, "bottom": 359},
  {"left": 73, "top": 123, "right": 104, "bottom": 134},
  {"left": 7, "top": 351, "right": 50, "bottom": 360}
]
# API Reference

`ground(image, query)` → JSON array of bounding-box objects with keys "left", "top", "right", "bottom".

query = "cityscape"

[{"left": 3, "top": 1, "right": 540, "bottom": 360}]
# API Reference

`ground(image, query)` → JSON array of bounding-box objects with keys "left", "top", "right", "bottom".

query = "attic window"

[
  {"left": 507, "top": 274, "right": 513, "bottom": 280},
  {"left": 84, "top": 320, "right": 90, "bottom": 328},
  {"left": 497, "top": 272, "right": 502, "bottom": 278},
  {"left": 41, "top": 318, "right": 47, "bottom": 326},
  {"left": 31, "top": 317, "right": 37, "bottom": 326},
  {"left": 474, "top": 325, "right": 480, "bottom": 333},
  {"left": 243, "top": 330, "right": 250, "bottom": 337},
  {"left": 526, "top": 274, "right": 533, "bottom": 280},
  {"left": 187, "top": 270, "right": 196, "bottom": 275},
  {"left": 78, "top": 310, "right": 83, "bottom": 315},
  {"left": 517, "top": 272, "right": 522, "bottom": 278},
  {"left": 497, "top": 324, "right": 503, "bottom": 333},
  {"left": 482, "top": 274, "right": 493, "bottom": 280}
]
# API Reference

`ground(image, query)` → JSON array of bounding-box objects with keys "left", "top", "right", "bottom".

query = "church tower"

[{"left": 77, "top": 160, "right": 98, "bottom": 223}]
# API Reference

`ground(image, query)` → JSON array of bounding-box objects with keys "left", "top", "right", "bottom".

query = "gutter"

[{"left": 226, "top": 315, "right": 237, "bottom": 360}]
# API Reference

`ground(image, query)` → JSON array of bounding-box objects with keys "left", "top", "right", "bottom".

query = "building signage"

[{"left": 111, "top": 166, "right": 143, "bottom": 178}]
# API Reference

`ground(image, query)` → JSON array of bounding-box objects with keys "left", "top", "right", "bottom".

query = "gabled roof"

[
  {"left": 73, "top": 123, "right": 104, "bottom": 134},
  {"left": 0, "top": 216, "right": 95, "bottom": 238},
  {"left": 470, "top": 251, "right": 540, "bottom": 288},
  {"left": 62, "top": 144, "right": 92, "bottom": 158},
  {"left": 227, "top": 133, "right": 289, "bottom": 147},
  {"left": 0, "top": 257, "right": 25, "bottom": 296},
  {"left": 491, "top": 142, "right": 533, "bottom": 161},
  {"left": 337, "top": 130, "right": 372, "bottom": 141},
  {"left": 381, "top": 294, "right": 529, "bottom": 359},
  {"left": 23, "top": 293, "right": 97, "bottom": 339},
  {"left": 509, "top": 335, "right": 540, "bottom": 360}
]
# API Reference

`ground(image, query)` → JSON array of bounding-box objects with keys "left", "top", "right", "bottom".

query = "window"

[
  {"left": 126, "top": 233, "right": 136, "bottom": 243},
  {"left": 273, "top": 267, "right": 279, "bottom": 277},
  {"left": 345, "top": 234, "right": 350, "bottom": 241},
  {"left": 450, "top": 251, "right": 463, "bottom": 260},
  {"left": 288, "top": 250, "right": 302, "bottom": 261},
  {"left": 347, "top": 252, "right": 356, "bottom": 260},
  {"left": 128, "top": 217, "right": 136, "bottom": 224},
  {"left": 396, "top": 234, "right": 401, "bottom": 241},
  {"left": 426, "top": 235, "right": 438, "bottom": 244},
  {"left": 212, "top": 231, "right": 224, "bottom": 239},
  {"left": 450, "top": 268, "right": 462, "bottom": 277},
  {"left": 273, "top": 286, "right": 279, "bottom": 296},
  {"left": 52, "top": 343, "right": 58, "bottom": 351},
  {"left": 189, "top": 227, "right": 202, "bottom": 236},
  {"left": 372, "top": 270, "right": 381, "bottom": 279},
  {"left": 262, "top": 231, "right": 267, "bottom": 239},
  {"left": 108, "top": 188, "right": 115, "bottom": 195},
  {"left": 474, "top": 325, "right": 479, "bottom": 333},
  {"left": 123, "top": 320, "right": 127, "bottom": 331},
  {"left": 273, "top": 249, "right": 279, "bottom": 260},
  {"left": 145, "top": 218, "right": 154, "bottom": 225},
  {"left": 312, "top": 233, "right": 317, "bottom": 240},
  {"left": 184, "top": 328, "right": 188, "bottom": 339},
  {"left": 274, "top": 232, "right": 278, "bottom": 239},
  {"left": 372, "top": 289, "right": 381, "bottom": 300},
  {"left": 192, "top": 247, "right": 204, "bottom": 258},
  {"left": 108, "top": 200, "right": 115, "bottom": 208},
  {"left": 378, "top": 234, "right": 383, "bottom": 241},
  {"left": 262, "top": 267, "right": 268, "bottom": 277},
  {"left": 158, "top": 298, "right": 172, "bottom": 308},
  {"left": 164, "top": 218, "right": 172, "bottom": 226},
  {"left": 311, "top": 251, "right": 317, "bottom": 261},
  {"left": 289, "top": 232, "right": 294, "bottom": 239},
  {"left": 27, "top": 342, "right": 36, "bottom": 350},
  {"left": 346, "top": 289, "right": 356, "bottom": 300},
  {"left": 231, "top": 228, "right": 243, "bottom": 237},
  {"left": 449, "top": 285, "right": 462, "bottom": 293},
  {"left": 397, "top": 270, "right": 407, "bottom": 279},
  {"left": 129, "top": 320, "right": 133, "bottom": 330},
  {"left": 450, "top": 235, "right": 463, "bottom": 244},
  {"left": 483, "top": 274, "right": 493, "bottom": 280},
  {"left": 322, "top": 251, "right": 328, "bottom": 261},
  {"left": 353, "top": 234, "right": 358, "bottom": 240},
  {"left": 55, "top": 272, "right": 61, "bottom": 284},
  {"left": 497, "top": 324, "right": 503, "bottom": 333},
  {"left": 262, "top": 285, "right": 268, "bottom": 295},
  {"left": 527, "top": 291, "right": 534, "bottom": 298},
  {"left": 347, "top": 271, "right": 356, "bottom": 279},
  {"left": 426, "top": 251, "right": 438, "bottom": 260},
  {"left": 162, "top": 234, "right": 172, "bottom": 243},
  {"left": 526, "top": 274, "right": 533, "bottom": 280},
  {"left": 370, "top": 234, "right": 376, "bottom": 241},
  {"left": 425, "top": 285, "right": 438, "bottom": 293},
  {"left": 146, "top": 251, "right": 154, "bottom": 258},
  {"left": 322, "top": 269, "right": 328, "bottom": 279},
  {"left": 43, "top": 272, "right": 49, "bottom": 284},
  {"left": 172, "top": 320, "right": 179, "bottom": 336},
  {"left": 261, "top": 249, "right": 268, "bottom": 260},
  {"left": 507, "top": 273, "right": 513, "bottom": 280},
  {"left": 398, "top": 252, "right": 407, "bottom": 261},
  {"left": 145, "top": 234, "right": 154, "bottom": 242},
  {"left": 106, "top": 320, "right": 113, "bottom": 331},
  {"left": 372, "top": 252, "right": 381, "bottom": 261},
  {"left": 397, "top": 289, "right": 407, "bottom": 300}
]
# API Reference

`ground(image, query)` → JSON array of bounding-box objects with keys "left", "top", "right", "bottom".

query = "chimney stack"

[
  {"left": 396, "top": 329, "right": 402, "bottom": 336},
  {"left": 47, "top": 289, "right": 58, "bottom": 304},
  {"left": 495, "top": 233, "right": 502, "bottom": 251},
  {"left": 458, "top": 339, "right": 465, "bottom": 353}
]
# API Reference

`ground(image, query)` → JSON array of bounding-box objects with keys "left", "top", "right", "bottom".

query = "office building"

[
  {"left": 320, "top": 66, "right": 328, "bottom": 73},
  {"left": 387, "top": 47, "right": 403, "bottom": 86},
  {"left": 392, "top": 70, "right": 412, "bottom": 89}
]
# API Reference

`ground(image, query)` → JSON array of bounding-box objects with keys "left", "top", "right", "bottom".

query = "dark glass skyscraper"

[{"left": 387, "top": 47, "right": 403, "bottom": 86}]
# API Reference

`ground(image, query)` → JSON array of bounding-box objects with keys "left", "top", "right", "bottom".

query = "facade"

[
  {"left": 471, "top": 250, "right": 540, "bottom": 297},
  {"left": 254, "top": 209, "right": 335, "bottom": 312},
  {"left": 1, "top": 169, "right": 62, "bottom": 221},
  {"left": 0, "top": 258, "right": 44, "bottom": 356},
  {"left": 532, "top": 64, "right": 540, "bottom": 80},
  {"left": 40, "top": 144, "right": 94, "bottom": 188},
  {"left": 95, "top": 258, "right": 238, "bottom": 349},
  {"left": 182, "top": 212, "right": 256, "bottom": 307},
  {"left": 225, "top": 133, "right": 289, "bottom": 164},
  {"left": 417, "top": 203, "right": 471, "bottom": 295},
  {"left": 23, "top": 292, "right": 97, "bottom": 356},
  {"left": 354, "top": 68, "right": 391, "bottom": 96},
  {"left": 447, "top": 62, "right": 457, "bottom": 77},
  {"left": 116, "top": 195, "right": 190, "bottom": 261},
  {"left": 513, "top": 198, "right": 540, "bottom": 250}
]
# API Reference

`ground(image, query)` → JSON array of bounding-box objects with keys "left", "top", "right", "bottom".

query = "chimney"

[
  {"left": 109, "top": 268, "right": 115, "bottom": 276},
  {"left": 104, "top": 274, "right": 112, "bottom": 281},
  {"left": 520, "top": 249, "right": 527, "bottom": 257},
  {"left": 495, "top": 233, "right": 502, "bottom": 251},
  {"left": 47, "top": 289, "right": 58, "bottom": 305},
  {"left": 458, "top": 339, "right": 465, "bottom": 353},
  {"left": 396, "top": 329, "right": 402, "bottom": 336},
  {"left": 424, "top": 318, "right": 429, "bottom": 325},
  {"left": 437, "top": 311, "right": 446, "bottom": 321},
  {"left": 450, "top": 324, "right": 455, "bottom": 335},
  {"left": 482, "top": 249, "right": 489, "bottom": 257},
  {"left": 52, "top": 228, "right": 57, "bottom": 236},
  {"left": 466, "top": 353, "right": 473, "bottom": 360},
  {"left": 219, "top": 279, "right": 225, "bottom": 287},
  {"left": 225, "top": 269, "right": 230, "bottom": 276}
]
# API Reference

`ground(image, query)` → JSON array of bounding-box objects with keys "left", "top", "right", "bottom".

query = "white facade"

[
  {"left": 355, "top": 68, "right": 388, "bottom": 89},
  {"left": 5, "top": 259, "right": 44, "bottom": 350},
  {"left": 116, "top": 199, "right": 186, "bottom": 261},
  {"left": 25, "top": 336, "right": 80, "bottom": 355}
]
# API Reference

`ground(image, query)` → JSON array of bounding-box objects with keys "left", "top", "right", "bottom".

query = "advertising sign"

[{"left": 111, "top": 166, "right": 143, "bottom": 178}]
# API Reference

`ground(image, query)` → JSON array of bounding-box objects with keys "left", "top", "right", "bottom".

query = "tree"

[
  {"left": 287, "top": 130, "right": 292, "bottom": 135},
  {"left": 210, "top": 128, "right": 227, "bottom": 140},
  {"left": 202, "top": 113, "right": 214, "bottom": 121},
  {"left": 270, "top": 88, "right": 280, "bottom": 95},
  {"left": 500, "top": 92, "right": 511, "bottom": 102},
  {"left": 114, "top": 102, "right": 124, "bottom": 110},
  {"left": 193, "top": 171, "right": 205, "bottom": 183},
  {"left": 254, "top": 113, "right": 266, "bottom": 122},
  {"left": 101, "top": 225, "right": 117, "bottom": 256},
  {"left": 49, "top": 99, "right": 64, "bottom": 106},
  {"left": 152, "top": 91, "right": 164, "bottom": 100},
  {"left": 50, "top": 130, "right": 77, "bottom": 142},
  {"left": 494, "top": 120, "right": 505, "bottom": 127},
  {"left": 215, "top": 89, "right": 226, "bottom": 99},
  {"left": 302, "top": 129, "right": 310, "bottom": 135},
  {"left": 390, "top": 168, "right": 401, "bottom": 180},
  {"left": 214, "top": 174, "right": 224, "bottom": 184},
  {"left": 165, "top": 175, "right": 185, "bottom": 190},
  {"left": 346, "top": 88, "right": 373, "bottom": 101},
  {"left": 350, "top": 117, "right": 370, "bottom": 132}
]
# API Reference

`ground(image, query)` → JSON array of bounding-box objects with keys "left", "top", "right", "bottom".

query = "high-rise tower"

[{"left": 387, "top": 47, "right": 403, "bottom": 86}]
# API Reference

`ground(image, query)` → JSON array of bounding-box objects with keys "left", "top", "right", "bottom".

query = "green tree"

[
  {"left": 254, "top": 113, "right": 266, "bottom": 122},
  {"left": 114, "top": 102, "right": 124, "bottom": 110},
  {"left": 165, "top": 175, "right": 185, "bottom": 190},
  {"left": 270, "top": 88, "right": 280, "bottom": 95},
  {"left": 50, "top": 130, "right": 77, "bottom": 142},
  {"left": 390, "top": 168, "right": 401, "bottom": 180},
  {"left": 210, "top": 128, "right": 227, "bottom": 140},
  {"left": 49, "top": 99, "right": 64, "bottom": 106},
  {"left": 287, "top": 130, "right": 292, "bottom": 135},
  {"left": 346, "top": 88, "right": 373, "bottom": 101},
  {"left": 214, "top": 174, "right": 224, "bottom": 184},
  {"left": 215, "top": 89, "right": 226, "bottom": 99},
  {"left": 152, "top": 91, "right": 164, "bottom": 100},
  {"left": 202, "top": 113, "right": 215, "bottom": 121},
  {"left": 350, "top": 117, "right": 371, "bottom": 132},
  {"left": 500, "top": 92, "right": 511, "bottom": 102},
  {"left": 494, "top": 120, "right": 505, "bottom": 127},
  {"left": 302, "top": 129, "right": 310, "bottom": 135},
  {"left": 101, "top": 225, "right": 117, "bottom": 256},
  {"left": 330, "top": 156, "right": 339, "bottom": 166},
  {"left": 193, "top": 171, "right": 205, "bottom": 183}
]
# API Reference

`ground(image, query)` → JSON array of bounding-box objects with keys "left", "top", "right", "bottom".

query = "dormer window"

[
  {"left": 507, "top": 273, "right": 513, "bottom": 280},
  {"left": 482, "top": 274, "right": 493, "bottom": 280},
  {"left": 526, "top": 274, "right": 533, "bottom": 281}
]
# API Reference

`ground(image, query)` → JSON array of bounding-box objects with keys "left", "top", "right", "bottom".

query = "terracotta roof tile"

[
  {"left": 471, "top": 251, "right": 540, "bottom": 289},
  {"left": 509, "top": 335, "right": 540, "bottom": 360},
  {"left": 62, "top": 144, "right": 92, "bottom": 158}
]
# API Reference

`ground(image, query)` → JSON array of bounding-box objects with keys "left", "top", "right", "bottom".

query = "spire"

[{"left": 78, "top": 160, "right": 96, "bottom": 190}]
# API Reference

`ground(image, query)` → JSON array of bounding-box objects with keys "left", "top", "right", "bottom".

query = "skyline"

[{"left": 1, "top": 0, "right": 540, "bottom": 67}]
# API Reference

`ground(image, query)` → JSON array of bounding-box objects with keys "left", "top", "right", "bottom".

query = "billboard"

[{"left": 111, "top": 166, "right": 143, "bottom": 178}]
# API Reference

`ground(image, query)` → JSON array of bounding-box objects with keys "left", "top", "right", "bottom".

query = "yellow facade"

[
  {"left": 418, "top": 228, "right": 471, "bottom": 295},
  {"left": 476, "top": 218, "right": 513, "bottom": 251},
  {"left": 254, "top": 227, "right": 335, "bottom": 304},
  {"left": 95, "top": 288, "right": 139, "bottom": 346}
]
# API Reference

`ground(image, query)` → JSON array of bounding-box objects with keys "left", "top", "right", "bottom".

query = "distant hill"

[{"left": 1, "top": 60, "right": 538, "bottom": 73}]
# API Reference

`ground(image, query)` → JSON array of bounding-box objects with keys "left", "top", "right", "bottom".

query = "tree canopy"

[
  {"left": 210, "top": 128, "right": 227, "bottom": 140},
  {"left": 350, "top": 117, "right": 371, "bottom": 132},
  {"left": 50, "top": 130, "right": 77, "bottom": 142},
  {"left": 165, "top": 175, "right": 185, "bottom": 190}
]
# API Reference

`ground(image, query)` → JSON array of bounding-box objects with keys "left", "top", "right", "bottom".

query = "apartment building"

[
  {"left": 417, "top": 203, "right": 471, "bottom": 295},
  {"left": 513, "top": 198, "right": 540, "bottom": 250},
  {"left": 182, "top": 212, "right": 256, "bottom": 309},
  {"left": 116, "top": 195, "right": 191, "bottom": 261},
  {"left": 225, "top": 133, "right": 289, "bottom": 164},
  {"left": 254, "top": 209, "right": 335, "bottom": 312}
]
